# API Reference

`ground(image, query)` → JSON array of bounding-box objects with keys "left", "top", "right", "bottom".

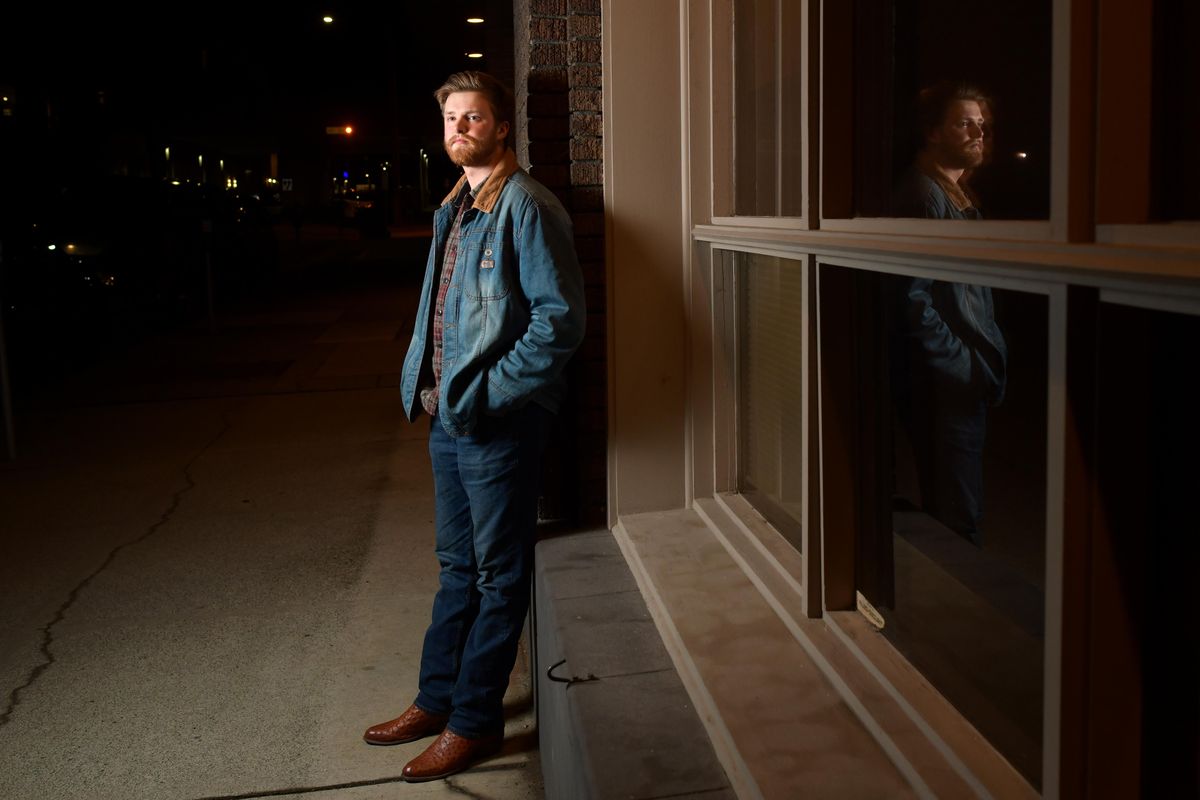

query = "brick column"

[{"left": 516, "top": 0, "right": 607, "bottom": 527}]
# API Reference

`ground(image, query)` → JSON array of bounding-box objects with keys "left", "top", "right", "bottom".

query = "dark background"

[
  {"left": 0, "top": 2, "right": 513, "bottom": 215},
  {"left": 0, "top": 2, "right": 515, "bottom": 387}
]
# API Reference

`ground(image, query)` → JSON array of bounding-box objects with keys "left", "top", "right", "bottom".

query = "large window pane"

[
  {"left": 888, "top": 278, "right": 1048, "bottom": 787},
  {"left": 727, "top": 251, "right": 804, "bottom": 547},
  {"left": 1097, "top": 303, "right": 1199, "bottom": 795},
  {"left": 1153, "top": 0, "right": 1200, "bottom": 219},
  {"left": 732, "top": 0, "right": 803, "bottom": 217},
  {"left": 853, "top": 0, "right": 1052, "bottom": 220},
  {"left": 820, "top": 262, "right": 1048, "bottom": 787}
]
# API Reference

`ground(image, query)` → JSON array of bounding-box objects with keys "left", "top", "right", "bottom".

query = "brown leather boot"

[
  {"left": 362, "top": 703, "right": 449, "bottom": 745},
  {"left": 401, "top": 729, "right": 503, "bottom": 782}
]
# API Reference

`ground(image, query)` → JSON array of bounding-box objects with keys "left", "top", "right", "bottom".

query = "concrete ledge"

[{"left": 534, "top": 529, "right": 735, "bottom": 800}]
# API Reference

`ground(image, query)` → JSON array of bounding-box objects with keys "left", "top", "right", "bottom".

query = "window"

[
  {"left": 1094, "top": 302, "right": 1200, "bottom": 795},
  {"left": 1152, "top": 0, "right": 1200, "bottom": 219},
  {"left": 850, "top": 0, "right": 1052, "bottom": 220},
  {"left": 730, "top": 0, "right": 804, "bottom": 217},
  {"left": 686, "top": 0, "right": 1199, "bottom": 791},
  {"left": 819, "top": 261, "right": 1050, "bottom": 787},
  {"left": 724, "top": 250, "right": 805, "bottom": 547}
]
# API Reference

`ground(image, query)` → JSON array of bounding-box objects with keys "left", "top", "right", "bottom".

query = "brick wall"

[{"left": 515, "top": 0, "right": 607, "bottom": 527}]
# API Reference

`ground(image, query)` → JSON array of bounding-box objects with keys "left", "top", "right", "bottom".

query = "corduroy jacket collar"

[
  {"left": 916, "top": 150, "right": 974, "bottom": 213},
  {"left": 440, "top": 148, "right": 521, "bottom": 213}
]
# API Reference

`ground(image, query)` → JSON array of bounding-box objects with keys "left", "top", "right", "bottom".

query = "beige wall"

[{"left": 603, "top": 0, "right": 689, "bottom": 519}]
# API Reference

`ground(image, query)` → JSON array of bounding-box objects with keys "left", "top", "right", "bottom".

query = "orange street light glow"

[{"left": 344, "top": 125, "right": 354, "bottom": 134}]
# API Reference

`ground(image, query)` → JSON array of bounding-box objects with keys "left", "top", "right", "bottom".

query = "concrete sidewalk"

[{"left": 0, "top": 261, "right": 542, "bottom": 799}]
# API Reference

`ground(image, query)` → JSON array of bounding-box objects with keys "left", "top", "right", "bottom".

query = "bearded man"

[
  {"left": 891, "top": 81, "right": 1008, "bottom": 546},
  {"left": 362, "top": 71, "right": 585, "bottom": 781}
]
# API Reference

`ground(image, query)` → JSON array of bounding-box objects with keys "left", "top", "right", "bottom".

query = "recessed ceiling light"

[
  {"left": 467, "top": 17, "right": 484, "bottom": 23},
  {"left": 466, "top": 52, "right": 484, "bottom": 58}
]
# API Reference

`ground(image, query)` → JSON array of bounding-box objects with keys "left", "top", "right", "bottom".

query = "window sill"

[{"left": 614, "top": 500, "right": 1038, "bottom": 799}]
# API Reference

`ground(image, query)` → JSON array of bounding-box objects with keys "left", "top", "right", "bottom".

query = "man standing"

[
  {"left": 891, "top": 81, "right": 1007, "bottom": 545},
  {"left": 363, "top": 71, "right": 585, "bottom": 781}
]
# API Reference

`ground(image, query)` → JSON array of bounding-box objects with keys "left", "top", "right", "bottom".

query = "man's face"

[
  {"left": 977, "top": 99, "right": 994, "bottom": 166},
  {"left": 442, "top": 91, "right": 509, "bottom": 168},
  {"left": 929, "top": 99, "right": 986, "bottom": 170}
]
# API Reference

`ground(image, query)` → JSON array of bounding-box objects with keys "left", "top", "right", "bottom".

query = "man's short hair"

[
  {"left": 916, "top": 80, "right": 992, "bottom": 143},
  {"left": 434, "top": 71, "right": 515, "bottom": 148}
]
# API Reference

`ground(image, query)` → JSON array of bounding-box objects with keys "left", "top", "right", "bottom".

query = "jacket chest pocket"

[{"left": 461, "top": 238, "right": 511, "bottom": 301}]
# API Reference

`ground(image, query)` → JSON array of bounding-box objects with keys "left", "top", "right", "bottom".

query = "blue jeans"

[
  {"left": 415, "top": 403, "right": 551, "bottom": 737},
  {"left": 907, "top": 399, "right": 988, "bottom": 545}
]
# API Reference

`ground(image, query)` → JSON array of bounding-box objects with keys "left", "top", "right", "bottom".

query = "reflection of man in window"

[{"left": 890, "top": 82, "right": 1007, "bottom": 545}]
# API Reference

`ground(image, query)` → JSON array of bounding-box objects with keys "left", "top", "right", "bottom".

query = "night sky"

[{"left": 0, "top": 2, "right": 513, "bottom": 209}]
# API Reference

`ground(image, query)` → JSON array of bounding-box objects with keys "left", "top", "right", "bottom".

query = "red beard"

[
  {"left": 940, "top": 141, "right": 984, "bottom": 170},
  {"left": 444, "top": 135, "right": 495, "bottom": 167}
]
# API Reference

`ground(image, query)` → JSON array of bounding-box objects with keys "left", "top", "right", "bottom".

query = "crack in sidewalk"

[
  {"left": 0, "top": 416, "right": 233, "bottom": 729},
  {"left": 182, "top": 763, "right": 520, "bottom": 800},
  {"left": 185, "top": 774, "right": 408, "bottom": 800},
  {"left": 443, "top": 776, "right": 494, "bottom": 799}
]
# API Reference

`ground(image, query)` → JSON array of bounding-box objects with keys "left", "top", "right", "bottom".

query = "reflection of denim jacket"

[
  {"left": 892, "top": 165, "right": 1007, "bottom": 405},
  {"left": 400, "top": 150, "right": 586, "bottom": 437},
  {"left": 900, "top": 278, "right": 1007, "bottom": 404}
]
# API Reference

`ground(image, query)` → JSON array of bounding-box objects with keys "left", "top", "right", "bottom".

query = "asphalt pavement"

[{"left": 0, "top": 229, "right": 543, "bottom": 799}]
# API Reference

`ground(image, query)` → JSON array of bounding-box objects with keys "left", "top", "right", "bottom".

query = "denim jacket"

[
  {"left": 400, "top": 150, "right": 586, "bottom": 437},
  {"left": 891, "top": 164, "right": 1008, "bottom": 405}
]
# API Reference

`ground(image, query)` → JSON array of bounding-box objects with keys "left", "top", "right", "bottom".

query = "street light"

[
  {"left": 464, "top": 1, "right": 486, "bottom": 23},
  {"left": 466, "top": 52, "right": 483, "bottom": 59},
  {"left": 323, "top": 15, "right": 333, "bottom": 23}
]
